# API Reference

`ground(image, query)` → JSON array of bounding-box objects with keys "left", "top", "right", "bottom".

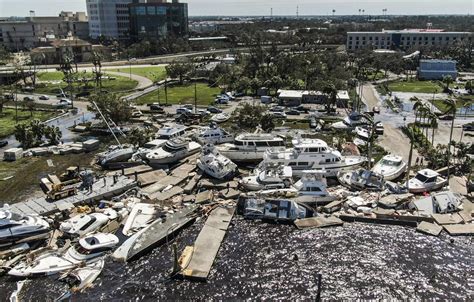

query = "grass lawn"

[
  {"left": 0, "top": 108, "right": 55, "bottom": 138},
  {"left": 37, "top": 71, "right": 64, "bottom": 81},
  {"left": 431, "top": 98, "right": 471, "bottom": 113},
  {"left": 107, "top": 66, "right": 167, "bottom": 81},
  {"left": 34, "top": 73, "right": 138, "bottom": 95},
  {"left": 388, "top": 80, "right": 442, "bottom": 93},
  {"left": 136, "top": 83, "right": 221, "bottom": 106}
]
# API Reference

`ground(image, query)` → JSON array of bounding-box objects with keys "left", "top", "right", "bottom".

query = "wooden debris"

[
  {"left": 416, "top": 221, "right": 443, "bottom": 236},
  {"left": 294, "top": 216, "right": 343, "bottom": 229}
]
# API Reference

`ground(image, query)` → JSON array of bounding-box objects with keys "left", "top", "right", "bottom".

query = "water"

[{"left": 0, "top": 219, "right": 472, "bottom": 301}]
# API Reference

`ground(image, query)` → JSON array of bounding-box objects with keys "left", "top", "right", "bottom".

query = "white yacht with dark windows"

[
  {"left": 146, "top": 137, "right": 201, "bottom": 166},
  {"left": 217, "top": 133, "right": 285, "bottom": 162},
  {"left": 196, "top": 123, "right": 234, "bottom": 145},
  {"left": 260, "top": 137, "right": 367, "bottom": 177}
]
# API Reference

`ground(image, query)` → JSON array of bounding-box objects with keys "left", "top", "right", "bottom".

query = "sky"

[{"left": 0, "top": 0, "right": 473, "bottom": 17}]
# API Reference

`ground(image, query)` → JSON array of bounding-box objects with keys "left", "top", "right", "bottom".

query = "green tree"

[
  {"left": 261, "top": 114, "right": 275, "bottom": 132},
  {"left": 465, "top": 80, "right": 473, "bottom": 94},
  {"left": 44, "top": 125, "right": 62, "bottom": 145},
  {"left": 322, "top": 83, "right": 338, "bottom": 114},
  {"left": 26, "top": 101, "right": 35, "bottom": 117},
  {"left": 128, "top": 128, "right": 153, "bottom": 147},
  {"left": 166, "top": 61, "right": 194, "bottom": 84},
  {"left": 14, "top": 124, "right": 34, "bottom": 149},
  {"left": 88, "top": 93, "right": 132, "bottom": 124},
  {"left": 442, "top": 75, "right": 454, "bottom": 92},
  {"left": 233, "top": 103, "right": 267, "bottom": 130}
]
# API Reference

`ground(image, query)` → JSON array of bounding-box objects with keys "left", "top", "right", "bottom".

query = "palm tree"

[
  {"left": 322, "top": 83, "right": 338, "bottom": 114},
  {"left": 442, "top": 75, "right": 453, "bottom": 92},
  {"left": 406, "top": 99, "right": 425, "bottom": 189},
  {"left": 444, "top": 99, "right": 457, "bottom": 182},
  {"left": 465, "top": 80, "right": 473, "bottom": 94}
]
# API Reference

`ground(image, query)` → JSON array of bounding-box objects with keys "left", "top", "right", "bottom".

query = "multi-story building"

[
  {"left": 0, "top": 12, "right": 89, "bottom": 51},
  {"left": 346, "top": 29, "right": 473, "bottom": 51},
  {"left": 128, "top": 0, "right": 188, "bottom": 40},
  {"left": 418, "top": 59, "right": 457, "bottom": 80},
  {"left": 86, "top": 0, "right": 133, "bottom": 39}
]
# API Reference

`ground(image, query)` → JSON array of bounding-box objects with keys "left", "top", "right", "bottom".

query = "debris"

[
  {"left": 443, "top": 224, "right": 474, "bottom": 236},
  {"left": 416, "top": 221, "right": 443, "bottom": 236},
  {"left": 195, "top": 190, "right": 214, "bottom": 204},
  {"left": 294, "top": 216, "right": 343, "bottom": 229},
  {"left": 431, "top": 213, "right": 464, "bottom": 225}
]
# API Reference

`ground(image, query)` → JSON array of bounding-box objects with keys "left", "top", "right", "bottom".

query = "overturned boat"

[
  {"left": 0, "top": 210, "right": 50, "bottom": 248},
  {"left": 97, "top": 146, "right": 135, "bottom": 167},
  {"left": 240, "top": 163, "right": 293, "bottom": 191},
  {"left": 338, "top": 169, "right": 385, "bottom": 191},
  {"left": 122, "top": 203, "right": 160, "bottom": 237},
  {"left": 210, "top": 113, "right": 230, "bottom": 123},
  {"left": 237, "top": 197, "right": 314, "bottom": 222},
  {"left": 197, "top": 144, "right": 238, "bottom": 180},
  {"left": 406, "top": 169, "right": 448, "bottom": 194},
  {"left": 372, "top": 155, "right": 407, "bottom": 181}
]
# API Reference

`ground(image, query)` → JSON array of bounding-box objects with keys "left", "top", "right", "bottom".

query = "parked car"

[
  {"left": 3, "top": 94, "right": 14, "bottom": 100},
  {"left": 150, "top": 105, "right": 165, "bottom": 113},
  {"left": 176, "top": 107, "right": 192, "bottom": 115},
  {"left": 197, "top": 109, "right": 209, "bottom": 116},
  {"left": 462, "top": 123, "right": 474, "bottom": 131},
  {"left": 295, "top": 105, "right": 309, "bottom": 113},
  {"left": 23, "top": 96, "right": 34, "bottom": 102},
  {"left": 183, "top": 104, "right": 194, "bottom": 110},
  {"left": 75, "top": 91, "right": 90, "bottom": 98},
  {"left": 0, "top": 140, "right": 8, "bottom": 148},
  {"left": 215, "top": 98, "right": 229, "bottom": 105},
  {"left": 131, "top": 110, "right": 143, "bottom": 118},
  {"left": 439, "top": 115, "right": 454, "bottom": 121},
  {"left": 56, "top": 93, "right": 68, "bottom": 98},
  {"left": 272, "top": 112, "right": 287, "bottom": 119},
  {"left": 207, "top": 106, "right": 222, "bottom": 114},
  {"left": 286, "top": 109, "right": 301, "bottom": 116},
  {"left": 39, "top": 95, "right": 50, "bottom": 100},
  {"left": 57, "top": 99, "right": 72, "bottom": 107},
  {"left": 269, "top": 106, "right": 284, "bottom": 112}
]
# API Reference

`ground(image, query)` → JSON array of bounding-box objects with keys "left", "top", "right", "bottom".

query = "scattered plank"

[
  {"left": 294, "top": 216, "right": 343, "bottom": 229},
  {"left": 416, "top": 221, "right": 443, "bottom": 236},
  {"left": 443, "top": 224, "right": 474, "bottom": 236},
  {"left": 431, "top": 213, "right": 464, "bottom": 225}
]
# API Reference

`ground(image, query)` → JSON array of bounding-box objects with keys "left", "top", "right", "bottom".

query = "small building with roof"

[{"left": 418, "top": 59, "right": 457, "bottom": 80}]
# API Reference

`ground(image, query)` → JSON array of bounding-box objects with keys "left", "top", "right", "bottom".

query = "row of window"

[{"left": 234, "top": 140, "right": 284, "bottom": 147}]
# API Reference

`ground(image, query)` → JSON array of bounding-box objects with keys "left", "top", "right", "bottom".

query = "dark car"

[
  {"left": 439, "top": 115, "right": 454, "bottom": 121},
  {"left": 207, "top": 106, "right": 222, "bottom": 114},
  {"left": 462, "top": 123, "right": 474, "bottom": 131},
  {"left": 0, "top": 141, "right": 8, "bottom": 148},
  {"left": 23, "top": 96, "right": 34, "bottom": 102},
  {"left": 295, "top": 105, "right": 309, "bottom": 113},
  {"left": 150, "top": 105, "right": 165, "bottom": 113},
  {"left": 3, "top": 94, "right": 14, "bottom": 100},
  {"left": 286, "top": 109, "right": 301, "bottom": 115}
]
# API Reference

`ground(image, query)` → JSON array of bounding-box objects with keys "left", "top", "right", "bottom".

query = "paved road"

[{"left": 106, "top": 71, "right": 153, "bottom": 90}]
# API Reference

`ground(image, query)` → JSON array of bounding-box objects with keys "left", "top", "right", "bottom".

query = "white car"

[
  {"left": 272, "top": 112, "right": 287, "bottom": 118},
  {"left": 39, "top": 95, "right": 50, "bottom": 100},
  {"left": 176, "top": 107, "right": 192, "bottom": 115},
  {"left": 57, "top": 99, "right": 72, "bottom": 107}
]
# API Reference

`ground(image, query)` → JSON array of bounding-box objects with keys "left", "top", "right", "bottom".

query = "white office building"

[{"left": 86, "top": 0, "right": 133, "bottom": 39}]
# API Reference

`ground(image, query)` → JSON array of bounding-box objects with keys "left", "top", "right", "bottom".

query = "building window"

[
  {"left": 136, "top": 6, "right": 146, "bottom": 15},
  {"left": 147, "top": 6, "right": 156, "bottom": 15},
  {"left": 157, "top": 6, "right": 167, "bottom": 15}
]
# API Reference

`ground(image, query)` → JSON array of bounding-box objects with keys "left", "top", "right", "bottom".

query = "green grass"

[
  {"left": 34, "top": 73, "right": 138, "bottom": 95},
  {"left": 388, "top": 80, "right": 442, "bottom": 93},
  {"left": 0, "top": 108, "right": 55, "bottom": 138},
  {"left": 107, "top": 66, "right": 167, "bottom": 81},
  {"left": 136, "top": 83, "right": 221, "bottom": 106},
  {"left": 37, "top": 71, "right": 64, "bottom": 81},
  {"left": 430, "top": 99, "right": 464, "bottom": 113}
]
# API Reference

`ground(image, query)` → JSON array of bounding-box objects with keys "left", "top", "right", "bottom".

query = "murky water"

[{"left": 1, "top": 218, "right": 472, "bottom": 301}]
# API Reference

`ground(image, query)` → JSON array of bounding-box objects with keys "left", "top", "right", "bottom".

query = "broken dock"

[{"left": 179, "top": 206, "right": 235, "bottom": 281}]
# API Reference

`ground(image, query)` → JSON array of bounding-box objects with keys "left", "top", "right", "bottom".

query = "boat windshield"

[
  {"left": 415, "top": 173, "right": 431, "bottom": 183},
  {"left": 380, "top": 159, "right": 400, "bottom": 167},
  {"left": 157, "top": 135, "right": 171, "bottom": 139},
  {"left": 163, "top": 144, "right": 184, "bottom": 152}
]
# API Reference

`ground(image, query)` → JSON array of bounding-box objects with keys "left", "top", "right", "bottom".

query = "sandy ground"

[{"left": 378, "top": 123, "right": 420, "bottom": 163}]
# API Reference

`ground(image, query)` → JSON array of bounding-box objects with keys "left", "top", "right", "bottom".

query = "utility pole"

[
  {"left": 165, "top": 79, "right": 168, "bottom": 105},
  {"left": 194, "top": 81, "right": 197, "bottom": 114},
  {"left": 296, "top": 5, "right": 299, "bottom": 18}
]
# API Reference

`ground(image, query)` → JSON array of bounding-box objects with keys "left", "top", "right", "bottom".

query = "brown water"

[{"left": 1, "top": 218, "right": 472, "bottom": 301}]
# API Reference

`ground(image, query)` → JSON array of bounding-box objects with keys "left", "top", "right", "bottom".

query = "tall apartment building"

[
  {"left": 128, "top": 0, "right": 188, "bottom": 40},
  {"left": 86, "top": 0, "right": 133, "bottom": 39},
  {"left": 0, "top": 12, "right": 89, "bottom": 51},
  {"left": 346, "top": 29, "right": 473, "bottom": 51}
]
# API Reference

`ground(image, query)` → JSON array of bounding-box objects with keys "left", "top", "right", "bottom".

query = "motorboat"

[
  {"left": 217, "top": 133, "right": 285, "bottom": 162},
  {"left": 122, "top": 203, "right": 160, "bottom": 236},
  {"left": 146, "top": 138, "right": 201, "bottom": 166},
  {"left": 338, "top": 169, "right": 385, "bottom": 191},
  {"left": 9, "top": 233, "right": 119, "bottom": 277},
  {"left": 239, "top": 163, "right": 293, "bottom": 191},
  {"left": 260, "top": 137, "right": 367, "bottom": 177},
  {"left": 331, "top": 112, "right": 369, "bottom": 129},
  {"left": 98, "top": 146, "right": 135, "bottom": 167},
  {"left": 237, "top": 197, "right": 314, "bottom": 222},
  {"left": 197, "top": 144, "right": 238, "bottom": 180},
  {"left": 410, "top": 191, "right": 464, "bottom": 215},
  {"left": 372, "top": 155, "right": 407, "bottom": 181},
  {"left": 0, "top": 210, "right": 50, "bottom": 248},
  {"left": 196, "top": 123, "right": 234, "bottom": 145},
  {"left": 405, "top": 169, "right": 448, "bottom": 194},
  {"left": 59, "top": 210, "right": 116, "bottom": 237},
  {"left": 292, "top": 171, "right": 330, "bottom": 197},
  {"left": 60, "top": 258, "right": 104, "bottom": 292},
  {"left": 353, "top": 126, "right": 370, "bottom": 146},
  {"left": 210, "top": 113, "right": 230, "bottom": 123}
]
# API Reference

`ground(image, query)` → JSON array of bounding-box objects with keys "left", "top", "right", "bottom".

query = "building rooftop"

[{"left": 348, "top": 29, "right": 471, "bottom": 34}]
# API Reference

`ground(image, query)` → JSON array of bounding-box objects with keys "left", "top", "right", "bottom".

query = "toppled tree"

[
  {"left": 14, "top": 120, "right": 62, "bottom": 148},
  {"left": 128, "top": 127, "right": 154, "bottom": 147},
  {"left": 88, "top": 93, "right": 132, "bottom": 125}
]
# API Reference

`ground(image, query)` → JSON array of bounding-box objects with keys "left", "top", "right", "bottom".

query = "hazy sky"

[{"left": 1, "top": 0, "right": 473, "bottom": 17}]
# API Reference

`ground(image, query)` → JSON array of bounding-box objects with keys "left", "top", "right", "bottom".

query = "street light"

[{"left": 444, "top": 98, "right": 457, "bottom": 183}]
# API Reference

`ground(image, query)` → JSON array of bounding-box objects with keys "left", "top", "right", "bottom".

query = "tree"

[
  {"left": 26, "top": 101, "right": 35, "bottom": 117},
  {"left": 322, "top": 83, "right": 338, "bottom": 114},
  {"left": 233, "top": 103, "right": 267, "bottom": 130},
  {"left": 88, "top": 93, "right": 132, "bottom": 124},
  {"left": 442, "top": 75, "right": 453, "bottom": 92},
  {"left": 465, "top": 80, "right": 473, "bottom": 94},
  {"left": 14, "top": 124, "right": 34, "bottom": 149},
  {"left": 128, "top": 128, "right": 153, "bottom": 147},
  {"left": 166, "top": 61, "right": 194, "bottom": 84},
  {"left": 261, "top": 114, "right": 275, "bottom": 132},
  {"left": 59, "top": 52, "right": 76, "bottom": 108},
  {"left": 92, "top": 52, "right": 103, "bottom": 91},
  {"left": 44, "top": 125, "right": 62, "bottom": 145}
]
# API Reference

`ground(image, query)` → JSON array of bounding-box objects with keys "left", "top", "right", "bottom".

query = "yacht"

[
  {"left": 122, "top": 203, "right": 160, "bottom": 236},
  {"left": 9, "top": 233, "right": 119, "bottom": 277},
  {"left": 217, "top": 133, "right": 285, "bottom": 162},
  {"left": 372, "top": 155, "right": 407, "bottom": 181},
  {"left": 260, "top": 137, "right": 367, "bottom": 177},
  {"left": 237, "top": 197, "right": 314, "bottom": 222},
  {"left": 239, "top": 163, "right": 293, "bottom": 191},
  {"left": 0, "top": 210, "right": 50, "bottom": 248},
  {"left": 406, "top": 169, "right": 448, "bottom": 194},
  {"left": 292, "top": 171, "right": 330, "bottom": 197},
  {"left": 210, "top": 113, "right": 230, "bottom": 123},
  {"left": 146, "top": 138, "right": 201, "bottom": 166},
  {"left": 353, "top": 126, "right": 370, "bottom": 146},
  {"left": 197, "top": 144, "right": 238, "bottom": 180},
  {"left": 59, "top": 210, "right": 117, "bottom": 237},
  {"left": 338, "top": 169, "right": 385, "bottom": 191},
  {"left": 98, "top": 146, "right": 135, "bottom": 167},
  {"left": 196, "top": 123, "right": 234, "bottom": 145}
]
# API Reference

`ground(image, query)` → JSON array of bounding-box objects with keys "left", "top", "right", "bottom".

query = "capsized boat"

[
  {"left": 237, "top": 197, "right": 314, "bottom": 222},
  {"left": 197, "top": 144, "right": 238, "bottom": 180},
  {"left": 196, "top": 122, "right": 234, "bottom": 145},
  {"left": 210, "top": 113, "right": 230, "bottom": 123},
  {"left": 0, "top": 210, "right": 50, "bottom": 248},
  {"left": 9, "top": 233, "right": 119, "bottom": 277},
  {"left": 146, "top": 138, "right": 201, "bottom": 166},
  {"left": 239, "top": 163, "right": 293, "bottom": 191},
  {"left": 405, "top": 169, "right": 448, "bottom": 194},
  {"left": 353, "top": 126, "right": 370, "bottom": 146},
  {"left": 122, "top": 203, "right": 160, "bottom": 236},
  {"left": 60, "top": 211, "right": 116, "bottom": 237},
  {"left": 372, "top": 155, "right": 407, "bottom": 181},
  {"left": 338, "top": 169, "right": 385, "bottom": 191}
]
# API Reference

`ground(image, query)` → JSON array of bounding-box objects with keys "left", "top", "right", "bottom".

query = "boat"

[
  {"left": 410, "top": 191, "right": 464, "bottom": 215},
  {"left": 331, "top": 112, "right": 369, "bottom": 129},
  {"left": 210, "top": 113, "right": 230, "bottom": 123},
  {"left": 9, "top": 233, "right": 119, "bottom": 277},
  {"left": 338, "top": 169, "right": 385, "bottom": 191},
  {"left": 197, "top": 144, "right": 238, "bottom": 180},
  {"left": 237, "top": 197, "right": 314, "bottom": 222},
  {"left": 292, "top": 171, "right": 330, "bottom": 197},
  {"left": 353, "top": 126, "right": 370, "bottom": 146},
  {"left": 0, "top": 210, "right": 50, "bottom": 248},
  {"left": 217, "top": 133, "right": 285, "bottom": 162},
  {"left": 98, "top": 146, "right": 135, "bottom": 167},
  {"left": 260, "top": 137, "right": 367, "bottom": 177},
  {"left": 239, "top": 163, "right": 293, "bottom": 191},
  {"left": 405, "top": 169, "right": 448, "bottom": 194},
  {"left": 196, "top": 123, "right": 234, "bottom": 145},
  {"left": 372, "top": 155, "right": 407, "bottom": 181},
  {"left": 60, "top": 211, "right": 115, "bottom": 237},
  {"left": 113, "top": 204, "right": 199, "bottom": 262},
  {"left": 60, "top": 258, "right": 104, "bottom": 292},
  {"left": 146, "top": 138, "right": 201, "bottom": 166},
  {"left": 122, "top": 203, "right": 160, "bottom": 236}
]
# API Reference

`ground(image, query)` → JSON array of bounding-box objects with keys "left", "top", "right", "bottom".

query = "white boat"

[
  {"left": 59, "top": 212, "right": 114, "bottom": 237},
  {"left": 98, "top": 146, "right": 135, "bottom": 167},
  {"left": 197, "top": 144, "right": 238, "bottom": 180},
  {"left": 292, "top": 171, "right": 330, "bottom": 197},
  {"left": 0, "top": 210, "right": 50, "bottom": 248},
  {"left": 146, "top": 138, "right": 201, "bottom": 166},
  {"left": 260, "top": 137, "right": 367, "bottom": 177},
  {"left": 9, "top": 233, "right": 119, "bottom": 277},
  {"left": 61, "top": 258, "right": 105, "bottom": 292},
  {"left": 331, "top": 112, "right": 369, "bottom": 129},
  {"left": 406, "top": 169, "right": 448, "bottom": 194},
  {"left": 122, "top": 203, "right": 159, "bottom": 236},
  {"left": 353, "top": 126, "right": 370, "bottom": 146},
  {"left": 196, "top": 123, "right": 234, "bottom": 145},
  {"left": 210, "top": 113, "right": 230, "bottom": 123},
  {"left": 237, "top": 197, "right": 314, "bottom": 222},
  {"left": 372, "top": 155, "right": 407, "bottom": 181},
  {"left": 217, "top": 133, "right": 285, "bottom": 162},
  {"left": 338, "top": 169, "right": 385, "bottom": 191},
  {"left": 239, "top": 163, "right": 293, "bottom": 191}
]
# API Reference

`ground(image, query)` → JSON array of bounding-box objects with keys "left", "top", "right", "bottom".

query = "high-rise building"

[
  {"left": 0, "top": 12, "right": 89, "bottom": 51},
  {"left": 128, "top": 0, "right": 188, "bottom": 40},
  {"left": 86, "top": 0, "right": 133, "bottom": 39}
]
